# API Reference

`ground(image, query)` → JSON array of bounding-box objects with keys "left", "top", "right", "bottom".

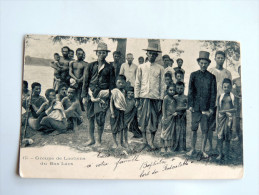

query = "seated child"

[
  {"left": 50, "top": 53, "right": 63, "bottom": 91},
  {"left": 110, "top": 75, "right": 127, "bottom": 148},
  {"left": 124, "top": 86, "right": 142, "bottom": 139},
  {"left": 56, "top": 83, "right": 68, "bottom": 102},
  {"left": 173, "top": 81, "right": 188, "bottom": 151},
  {"left": 161, "top": 83, "right": 177, "bottom": 153},
  {"left": 62, "top": 87, "right": 83, "bottom": 131},
  {"left": 174, "top": 58, "right": 185, "bottom": 75},
  {"left": 164, "top": 72, "right": 174, "bottom": 96},
  {"left": 216, "top": 78, "right": 237, "bottom": 160},
  {"left": 175, "top": 69, "right": 184, "bottom": 83}
]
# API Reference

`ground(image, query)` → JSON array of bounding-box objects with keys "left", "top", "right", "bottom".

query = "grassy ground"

[{"left": 22, "top": 110, "right": 243, "bottom": 166}]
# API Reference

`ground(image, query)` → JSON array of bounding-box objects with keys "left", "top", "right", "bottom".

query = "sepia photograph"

[{"left": 19, "top": 34, "right": 243, "bottom": 179}]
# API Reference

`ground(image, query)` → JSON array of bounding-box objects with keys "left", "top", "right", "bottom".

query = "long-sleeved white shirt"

[{"left": 134, "top": 62, "right": 165, "bottom": 100}]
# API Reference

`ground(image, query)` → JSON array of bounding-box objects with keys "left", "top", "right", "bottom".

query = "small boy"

[
  {"left": 174, "top": 58, "right": 185, "bottom": 75},
  {"left": 161, "top": 83, "right": 177, "bottom": 153},
  {"left": 124, "top": 86, "right": 142, "bottom": 139},
  {"left": 164, "top": 72, "right": 174, "bottom": 96},
  {"left": 56, "top": 83, "right": 68, "bottom": 102},
  {"left": 232, "top": 66, "right": 242, "bottom": 142},
  {"left": 51, "top": 53, "right": 63, "bottom": 91},
  {"left": 173, "top": 81, "right": 188, "bottom": 151},
  {"left": 175, "top": 70, "right": 184, "bottom": 83},
  {"left": 110, "top": 75, "right": 128, "bottom": 148},
  {"left": 216, "top": 78, "right": 237, "bottom": 160}
]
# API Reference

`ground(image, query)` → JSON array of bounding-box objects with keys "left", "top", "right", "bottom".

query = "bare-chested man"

[{"left": 59, "top": 46, "right": 72, "bottom": 86}]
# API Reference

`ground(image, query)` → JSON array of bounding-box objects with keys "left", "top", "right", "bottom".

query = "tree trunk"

[{"left": 116, "top": 38, "right": 127, "bottom": 63}]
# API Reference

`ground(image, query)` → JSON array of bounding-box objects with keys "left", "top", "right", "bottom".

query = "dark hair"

[
  {"left": 23, "top": 80, "right": 28, "bottom": 88},
  {"left": 54, "top": 53, "right": 60, "bottom": 56},
  {"left": 170, "top": 58, "right": 174, "bottom": 63},
  {"left": 222, "top": 78, "right": 232, "bottom": 86},
  {"left": 162, "top": 55, "right": 170, "bottom": 61},
  {"left": 138, "top": 56, "right": 144, "bottom": 60},
  {"left": 176, "top": 81, "right": 185, "bottom": 87},
  {"left": 116, "top": 74, "right": 126, "bottom": 82},
  {"left": 69, "top": 49, "right": 74, "bottom": 53},
  {"left": 113, "top": 51, "right": 121, "bottom": 56},
  {"left": 167, "top": 82, "right": 176, "bottom": 89},
  {"left": 62, "top": 46, "right": 70, "bottom": 51},
  {"left": 215, "top": 50, "right": 226, "bottom": 58},
  {"left": 175, "top": 70, "right": 184, "bottom": 77},
  {"left": 58, "top": 83, "right": 68, "bottom": 92},
  {"left": 126, "top": 86, "right": 134, "bottom": 92},
  {"left": 76, "top": 48, "right": 84, "bottom": 54},
  {"left": 45, "top": 88, "right": 56, "bottom": 99},
  {"left": 176, "top": 58, "right": 183, "bottom": 63},
  {"left": 31, "top": 82, "right": 41, "bottom": 90},
  {"left": 165, "top": 72, "right": 172, "bottom": 78}
]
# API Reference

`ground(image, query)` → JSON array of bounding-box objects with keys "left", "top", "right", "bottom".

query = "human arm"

[
  {"left": 110, "top": 95, "right": 115, "bottom": 118},
  {"left": 81, "top": 63, "right": 90, "bottom": 100},
  {"left": 69, "top": 61, "right": 79, "bottom": 81},
  {"left": 35, "top": 102, "right": 48, "bottom": 115},
  {"left": 160, "top": 67, "right": 165, "bottom": 100},
  {"left": 109, "top": 65, "right": 116, "bottom": 92},
  {"left": 119, "top": 63, "right": 125, "bottom": 75},
  {"left": 209, "top": 75, "right": 217, "bottom": 114},
  {"left": 162, "top": 97, "right": 168, "bottom": 120},
  {"left": 45, "top": 100, "right": 55, "bottom": 115},
  {"left": 50, "top": 61, "right": 61, "bottom": 70},
  {"left": 187, "top": 73, "right": 194, "bottom": 112}
]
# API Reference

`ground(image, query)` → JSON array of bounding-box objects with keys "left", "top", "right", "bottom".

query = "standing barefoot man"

[
  {"left": 187, "top": 51, "right": 217, "bottom": 158},
  {"left": 135, "top": 42, "right": 164, "bottom": 149},
  {"left": 82, "top": 42, "right": 115, "bottom": 147}
]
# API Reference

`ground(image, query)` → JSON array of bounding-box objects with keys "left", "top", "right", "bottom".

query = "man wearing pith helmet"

[
  {"left": 187, "top": 51, "right": 217, "bottom": 158},
  {"left": 134, "top": 42, "right": 165, "bottom": 149},
  {"left": 82, "top": 42, "right": 115, "bottom": 147}
]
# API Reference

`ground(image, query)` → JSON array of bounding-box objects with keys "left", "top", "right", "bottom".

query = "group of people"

[{"left": 22, "top": 41, "right": 242, "bottom": 160}]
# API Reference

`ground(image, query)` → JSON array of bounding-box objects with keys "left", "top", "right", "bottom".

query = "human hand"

[
  {"left": 189, "top": 107, "right": 194, "bottom": 112},
  {"left": 111, "top": 113, "right": 115, "bottom": 118}
]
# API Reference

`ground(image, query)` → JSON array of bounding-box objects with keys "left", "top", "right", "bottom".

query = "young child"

[
  {"left": 232, "top": 66, "right": 242, "bottom": 142},
  {"left": 56, "top": 83, "right": 68, "bottom": 102},
  {"left": 175, "top": 70, "right": 184, "bottom": 83},
  {"left": 124, "top": 86, "right": 142, "bottom": 139},
  {"left": 174, "top": 58, "right": 185, "bottom": 75},
  {"left": 51, "top": 53, "right": 63, "bottom": 91},
  {"left": 164, "top": 72, "right": 174, "bottom": 96},
  {"left": 216, "top": 78, "right": 237, "bottom": 160},
  {"left": 161, "top": 83, "right": 177, "bottom": 153},
  {"left": 173, "top": 81, "right": 188, "bottom": 151},
  {"left": 110, "top": 75, "right": 127, "bottom": 148}
]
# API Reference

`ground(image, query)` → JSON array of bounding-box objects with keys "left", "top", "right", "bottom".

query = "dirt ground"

[{"left": 21, "top": 110, "right": 243, "bottom": 166}]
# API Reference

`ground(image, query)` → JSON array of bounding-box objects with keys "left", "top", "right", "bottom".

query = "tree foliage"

[
  {"left": 50, "top": 36, "right": 102, "bottom": 44},
  {"left": 169, "top": 40, "right": 184, "bottom": 56}
]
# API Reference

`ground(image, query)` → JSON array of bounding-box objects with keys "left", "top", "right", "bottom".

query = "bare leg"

[
  {"left": 225, "top": 140, "right": 230, "bottom": 160},
  {"left": 187, "top": 131, "right": 197, "bottom": 156},
  {"left": 123, "top": 128, "right": 129, "bottom": 148},
  {"left": 216, "top": 139, "right": 223, "bottom": 160},
  {"left": 150, "top": 132, "right": 156, "bottom": 149},
  {"left": 160, "top": 138, "right": 166, "bottom": 153},
  {"left": 201, "top": 132, "right": 209, "bottom": 158},
  {"left": 118, "top": 131, "right": 123, "bottom": 147},
  {"left": 207, "top": 129, "right": 213, "bottom": 152},
  {"left": 166, "top": 140, "right": 174, "bottom": 152},
  {"left": 112, "top": 133, "right": 118, "bottom": 148},
  {"left": 142, "top": 132, "right": 148, "bottom": 145},
  {"left": 73, "top": 118, "right": 78, "bottom": 132},
  {"left": 96, "top": 125, "right": 104, "bottom": 146},
  {"left": 86, "top": 117, "right": 95, "bottom": 146}
]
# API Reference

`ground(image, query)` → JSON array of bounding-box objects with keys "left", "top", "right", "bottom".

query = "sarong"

[
  {"left": 161, "top": 114, "right": 176, "bottom": 141},
  {"left": 217, "top": 112, "right": 233, "bottom": 141},
  {"left": 110, "top": 108, "right": 125, "bottom": 134},
  {"left": 125, "top": 107, "right": 142, "bottom": 138},
  {"left": 173, "top": 112, "right": 186, "bottom": 151},
  {"left": 137, "top": 98, "right": 162, "bottom": 133}
]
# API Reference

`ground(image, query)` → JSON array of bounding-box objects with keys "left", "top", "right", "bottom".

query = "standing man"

[
  {"left": 135, "top": 43, "right": 164, "bottom": 149},
  {"left": 119, "top": 53, "right": 138, "bottom": 87},
  {"left": 82, "top": 42, "right": 115, "bottom": 146},
  {"left": 111, "top": 51, "right": 122, "bottom": 78},
  {"left": 138, "top": 56, "right": 144, "bottom": 65},
  {"left": 187, "top": 51, "right": 217, "bottom": 158},
  {"left": 59, "top": 46, "right": 73, "bottom": 86}
]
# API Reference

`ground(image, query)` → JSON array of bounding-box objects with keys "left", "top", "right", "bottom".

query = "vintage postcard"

[{"left": 19, "top": 34, "right": 243, "bottom": 179}]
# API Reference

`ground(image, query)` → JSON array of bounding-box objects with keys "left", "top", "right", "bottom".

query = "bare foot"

[
  {"left": 122, "top": 142, "right": 129, "bottom": 148},
  {"left": 112, "top": 143, "right": 118, "bottom": 149},
  {"left": 216, "top": 154, "right": 223, "bottom": 160},
  {"left": 85, "top": 140, "right": 95, "bottom": 146},
  {"left": 94, "top": 142, "right": 102, "bottom": 147},
  {"left": 168, "top": 147, "right": 174, "bottom": 153},
  {"left": 161, "top": 148, "right": 166, "bottom": 153},
  {"left": 187, "top": 149, "right": 196, "bottom": 156},
  {"left": 202, "top": 151, "right": 209, "bottom": 158},
  {"left": 150, "top": 143, "right": 157, "bottom": 149}
]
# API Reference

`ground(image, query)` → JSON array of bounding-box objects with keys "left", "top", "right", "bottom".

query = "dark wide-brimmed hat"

[
  {"left": 197, "top": 51, "right": 211, "bottom": 63},
  {"left": 94, "top": 42, "right": 111, "bottom": 52},
  {"left": 143, "top": 42, "right": 162, "bottom": 53}
]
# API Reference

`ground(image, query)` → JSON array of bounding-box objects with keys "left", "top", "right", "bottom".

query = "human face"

[
  {"left": 33, "top": 86, "right": 41, "bottom": 96},
  {"left": 138, "top": 58, "right": 144, "bottom": 64},
  {"left": 48, "top": 92, "right": 56, "bottom": 102},
  {"left": 116, "top": 79, "right": 125, "bottom": 90},
  {"left": 127, "top": 91, "right": 134, "bottom": 99},
  {"left": 113, "top": 53, "right": 121, "bottom": 62},
  {"left": 97, "top": 51, "right": 108, "bottom": 61},
  {"left": 198, "top": 59, "right": 210, "bottom": 72},
  {"left": 215, "top": 54, "right": 225, "bottom": 67},
  {"left": 147, "top": 51, "right": 158, "bottom": 63},
  {"left": 222, "top": 83, "right": 232, "bottom": 94},
  {"left": 177, "top": 60, "right": 183, "bottom": 68},
  {"left": 163, "top": 58, "right": 171, "bottom": 67},
  {"left": 167, "top": 86, "right": 175, "bottom": 96},
  {"left": 59, "top": 87, "right": 67, "bottom": 96},
  {"left": 176, "top": 73, "right": 183, "bottom": 82},
  {"left": 126, "top": 55, "right": 134, "bottom": 64},
  {"left": 67, "top": 88, "right": 75, "bottom": 99},
  {"left": 68, "top": 51, "right": 74, "bottom": 59},
  {"left": 165, "top": 76, "right": 172, "bottom": 86},
  {"left": 62, "top": 48, "right": 69, "bottom": 57},
  {"left": 54, "top": 55, "right": 60, "bottom": 61},
  {"left": 176, "top": 85, "right": 184, "bottom": 95},
  {"left": 76, "top": 50, "right": 84, "bottom": 61}
]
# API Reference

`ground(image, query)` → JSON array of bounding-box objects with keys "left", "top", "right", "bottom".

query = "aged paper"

[{"left": 19, "top": 35, "right": 243, "bottom": 179}]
